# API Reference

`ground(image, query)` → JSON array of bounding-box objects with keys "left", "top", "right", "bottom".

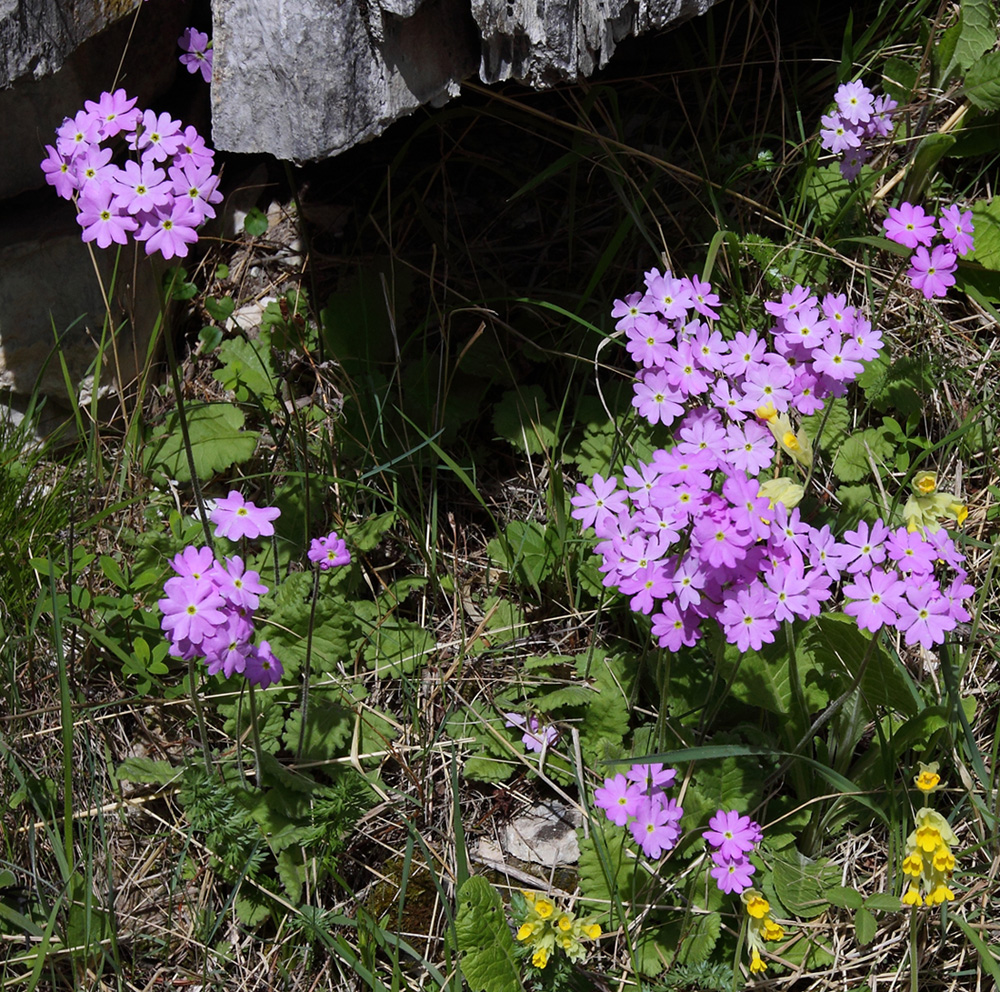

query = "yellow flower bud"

[
  {"left": 902, "top": 853, "right": 923, "bottom": 877},
  {"left": 925, "top": 884, "right": 954, "bottom": 905},
  {"left": 746, "top": 895, "right": 770, "bottom": 919},
  {"left": 517, "top": 923, "right": 535, "bottom": 941},
  {"left": 532, "top": 946, "right": 549, "bottom": 969},
  {"left": 782, "top": 430, "right": 800, "bottom": 450},
  {"left": 580, "top": 923, "right": 601, "bottom": 941},
  {"left": 535, "top": 899, "right": 554, "bottom": 919},
  {"left": 762, "top": 920, "right": 784, "bottom": 942},
  {"left": 914, "top": 471, "right": 937, "bottom": 495},
  {"left": 933, "top": 848, "right": 956, "bottom": 874},
  {"left": 557, "top": 914, "right": 573, "bottom": 932},
  {"left": 750, "top": 949, "right": 767, "bottom": 974},
  {"left": 902, "top": 885, "right": 923, "bottom": 907}
]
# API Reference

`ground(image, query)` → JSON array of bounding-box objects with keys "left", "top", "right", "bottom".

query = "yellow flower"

[
  {"left": 762, "top": 919, "right": 784, "bottom": 941},
  {"left": 580, "top": 923, "right": 601, "bottom": 940},
  {"left": 902, "top": 853, "right": 923, "bottom": 877},
  {"left": 532, "top": 946, "right": 549, "bottom": 969},
  {"left": 914, "top": 471, "right": 937, "bottom": 495},
  {"left": 902, "top": 885, "right": 923, "bottom": 907},
  {"left": 557, "top": 914, "right": 573, "bottom": 932},
  {"left": 750, "top": 948, "right": 767, "bottom": 974},
  {"left": 914, "top": 762, "right": 942, "bottom": 793},
  {"left": 745, "top": 894, "right": 770, "bottom": 919},
  {"left": 516, "top": 922, "right": 535, "bottom": 941},
  {"left": 756, "top": 402, "right": 778, "bottom": 422},
  {"left": 916, "top": 825, "right": 942, "bottom": 854},
  {"left": 534, "top": 898, "right": 554, "bottom": 919},
  {"left": 933, "top": 847, "right": 956, "bottom": 873},
  {"left": 925, "top": 884, "right": 954, "bottom": 905}
]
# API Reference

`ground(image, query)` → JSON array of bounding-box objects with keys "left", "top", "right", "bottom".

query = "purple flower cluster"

[
  {"left": 157, "top": 492, "right": 285, "bottom": 688},
  {"left": 505, "top": 713, "right": 560, "bottom": 753},
  {"left": 841, "top": 522, "right": 972, "bottom": 647},
  {"left": 883, "top": 202, "right": 975, "bottom": 300},
  {"left": 40, "top": 88, "right": 222, "bottom": 259},
  {"left": 308, "top": 531, "right": 351, "bottom": 570},
  {"left": 158, "top": 545, "right": 282, "bottom": 687},
  {"left": 594, "top": 762, "right": 684, "bottom": 859},
  {"left": 178, "top": 27, "right": 213, "bottom": 83},
  {"left": 571, "top": 272, "right": 970, "bottom": 651},
  {"left": 818, "top": 79, "right": 896, "bottom": 181},
  {"left": 703, "top": 809, "right": 762, "bottom": 894}
]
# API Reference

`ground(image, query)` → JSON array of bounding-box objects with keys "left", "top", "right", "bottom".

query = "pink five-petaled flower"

[
  {"left": 939, "top": 204, "right": 975, "bottom": 256},
  {"left": 244, "top": 640, "right": 283, "bottom": 688},
  {"left": 158, "top": 576, "right": 227, "bottom": 646},
  {"left": 308, "top": 531, "right": 351, "bottom": 570},
  {"left": 896, "top": 585, "right": 957, "bottom": 649},
  {"left": 210, "top": 491, "right": 281, "bottom": 541},
  {"left": 842, "top": 568, "right": 908, "bottom": 633},
  {"left": 112, "top": 158, "right": 172, "bottom": 215},
  {"left": 835, "top": 80, "right": 875, "bottom": 125},
  {"left": 128, "top": 108, "right": 185, "bottom": 163},
  {"left": 40, "top": 145, "right": 78, "bottom": 199},
  {"left": 710, "top": 851, "right": 757, "bottom": 894},
  {"left": 629, "top": 796, "right": 683, "bottom": 859},
  {"left": 135, "top": 199, "right": 201, "bottom": 259},
  {"left": 883, "top": 202, "right": 936, "bottom": 250},
  {"left": 627, "top": 762, "right": 678, "bottom": 795},
  {"left": 178, "top": 27, "right": 213, "bottom": 83},
  {"left": 504, "top": 713, "right": 559, "bottom": 753},
  {"left": 907, "top": 244, "right": 957, "bottom": 300},
  {"left": 211, "top": 555, "right": 268, "bottom": 611},
  {"left": 76, "top": 186, "right": 138, "bottom": 249},
  {"left": 570, "top": 474, "right": 628, "bottom": 535},
  {"left": 83, "top": 88, "right": 140, "bottom": 139},
  {"left": 594, "top": 773, "right": 643, "bottom": 826},
  {"left": 704, "top": 809, "right": 761, "bottom": 861},
  {"left": 717, "top": 582, "right": 778, "bottom": 652}
]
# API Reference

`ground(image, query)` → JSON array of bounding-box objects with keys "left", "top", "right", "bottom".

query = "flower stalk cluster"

[
  {"left": 511, "top": 891, "right": 601, "bottom": 969},
  {"left": 593, "top": 762, "right": 684, "bottom": 859},
  {"left": 901, "top": 763, "right": 958, "bottom": 907},
  {"left": 883, "top": 202, "right": 975, "bottom": 300},
  {"left": 818, "top": 79, "right": 896, "bottom": 180},
  {"left": 572, "top": 272, "right": 970, "bottom": 654},
  {"left": 743, "top": 890, "right": 785, "bottom": 974},
  {"left": 41, "top": 88, "right": 222, "bottom": 259}
]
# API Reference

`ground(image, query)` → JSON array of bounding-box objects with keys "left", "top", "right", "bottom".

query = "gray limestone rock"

[{"left": 210, "top": 0, "right": 723, "bottom": 161}]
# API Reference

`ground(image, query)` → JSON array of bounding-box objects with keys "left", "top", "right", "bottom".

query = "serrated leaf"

[
  {"left": 116, "top": 756, "right": 178, "bottom": 786},
  {"left": 493, "top": 386, "right": 558, "bottom": 456},
  {"left": 362, "top": 617, "right": 435, "bottom": 677},
  {"left": 276, "top": 846, "right": 307, "bottom": 904},
  {"left": 577, "top": 822, "right": 640, "bottom": 907},
  {"left": 454, "top": 877, "right": 524, "bottom": 992},
  {"left": 969, "top": 198, "right": 1000, "bottom": 270},
  {"left": 954, "top": 0, "right": 997, "bottom": 72},
  {"left": 234, "top": 888, "right": 272, "bottom": 924},
  {"left": 213, "top": 334, "right": 278, "bottom": 405},
  {"left": 282, "top": 696, "right": 353, "bottom": 763},
  {"left": 854, "top": 905, "right": 877, "bottom": 945},
  {"left": 801, "top": 396, "right": 850, "bottom": 453},
  {"left": 833, "top": 429, "right": 893, "bottom": 482},
  {"left": 349, "top": 511, "right": 398, "bottom": 552},
  {"left": 964, "top": 51, "right": 1000, "bottom": 111},
  {"left": 145, "top": 403, "right": 259, "bottom": 483},
  {"left": 772, "top": 852, "right": 841, "bottom": 919}
]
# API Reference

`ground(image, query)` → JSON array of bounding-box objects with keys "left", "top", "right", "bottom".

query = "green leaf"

[
  {"left": 454, "top": 877, "right": 524, "bottom": 992},
  {"left": 864, "top": 893, "right": 903, "bottom": 912},
  {"left": 493, "top": 386, "right": 557, "bottom": 456},
  {"left": 827, "top": 886, "right": 864, "bottom": 910},
  {"left": 772, "top": 852, "right": 841, "bottom": 919},
  {"left": 953, "top": 0, "right": 997, "bottom": 72},
  {"left": 964, "top": 51, "right": 1000, "bottom": 111},
  {"left": 801, "top": 396, "right": 850, "bottom": 453},
  {"left": 199, "top": 325, "right": 223, "bottom": 352},
  {"left": 833, "top": 428, "right": 894, "bottom": 483},
  {"left": 213, "top": 333, "right": 278, "bottom": 405},
  {"left": 282, "top": 696, "right": 354, "bottom": 764},
  {"left": 362, "top": 617, "right": 435, "bottom": 677},
  {"left": 244, "top": 207, "right": 269, "bottom": 237},
  {"left": 205, "top": 295, "right": 236, "bottom": 323},
  {"left": 883, "top": 56, "right": 918, "bottom": 105},
  {"left": 164, "top": 266, "right": 197, "bottom": 300},
  {"left": 969, "top": 198, "right": 1000, "bottom": 270},
  {"left": 116, "top": 755, "right": 177, "bottom": 786},
  {"left": 349, "top": 512, "right": 398, "bottom": 552},
  {"left": 487, "top": 520, "right": 558, "bottom": 590},
  {"left": 145, "top": 403, "right": 259, "bottom": 483}
]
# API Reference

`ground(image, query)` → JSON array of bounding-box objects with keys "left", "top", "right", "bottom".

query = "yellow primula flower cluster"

[
  {"left": 902, "top": 764, "right": 958, "bottom": 908},
  {"left": 903, "top": 471, "right": 967, "bottom": 533},
  {"left": 741, "top": 889, "right": 785, "bottom": 974},
  {"left": 513, "top": 891, "right": 601, "bottom": 969}
]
